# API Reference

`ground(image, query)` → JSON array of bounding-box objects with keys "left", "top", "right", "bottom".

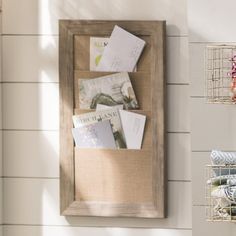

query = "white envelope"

[
  {"left": 97, "top": 25, "right": 146, "bottom": 72},
  {"left": 72, "top": 120, "right": 116, "bottom": 149},
  {"left": 119, "top": 110, "right": 146, "bottom": 149}
]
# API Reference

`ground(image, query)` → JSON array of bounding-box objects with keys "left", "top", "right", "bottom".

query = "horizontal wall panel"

[
  {"left": 191, "top": 98, "right": 236, "bottom": 151},
  {"left": 189, "top": 43, "right": 205, "bottom": 96},
  {"left": 2, "top": 83, "right": 59, "bottom": 130},
  {"left": 0, "top": 131, "right": 2, "bottom": 177},
  {"left": 3, "top": 131, "right": 190, "bottom": 181},
  {"left": 2, "top": 36, "right": 58, "bottom": 83},
  {"left": 167, "top": 37, "right": 189, "bottom": 84},
  {"left": 0, "top": 86, "right": 2, "bottom": 180},
  {"left": 168, "top": 133, "right": 191, "bottom": 181},
  {"left": 3, "top": 225, "right": 192, "bottom": 236},
  {"left": 188, "top": 0, "right": 236, "bottom": 42},
  {"left": 3, "top": 179, "right": 191, "bottom": 228},
  {"left": 0, "top": 1, "right": 3, "bottom": 230},
  {"left": 193, "top": 206, "right": 236, "bottom": 236},
  {"left": 3, "top": 84, "right": 189, "bottom": 132},
  {"left": 192, "top": 152, "right": 210, "bottom": 205},
  {"left": 0, "top": 35, "right": 2, "bottom": 81},
  {"left": 2, "top": 0, "right": 187, "bottom": 36},
  {"left": 3, "top": 131, "right": 59, "bottom": 178},
  {"left": 0, "top": 179, "right": 2, "bottom": 224},
  {"left": 0, "top": 84, "right": 2, "bottom": 130},
  {"left": 167, "top": 85, "right": 190, "bottom": 133},
  {"left": 2, "top": 36, "right": 188, "bottom": 84}
]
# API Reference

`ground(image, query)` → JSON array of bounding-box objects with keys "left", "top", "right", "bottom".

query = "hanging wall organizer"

[{"left": 59, "top": 20, "right": 166, "bottom": 218}]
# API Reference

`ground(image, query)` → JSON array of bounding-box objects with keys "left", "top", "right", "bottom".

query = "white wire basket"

[
  {"left": 206, "top": 165, "right": 236, "bottom": 222},
  {"left": 205, "top": 44, "right": 236, "bottom": 104}
]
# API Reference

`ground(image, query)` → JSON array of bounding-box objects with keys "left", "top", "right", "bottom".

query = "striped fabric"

[
  {"left": 207, "top": 174, "right": 236, "bottom": 186},
  {"left": 211, "top": 150, "right": 236, "bottom": 176},
  {"left": 211, "top": 150, "right": 236, "bottom": 165}
]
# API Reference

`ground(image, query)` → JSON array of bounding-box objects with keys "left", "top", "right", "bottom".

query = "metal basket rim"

[{"left": 206, "top": 44, "right": 236, "bottom": 49}]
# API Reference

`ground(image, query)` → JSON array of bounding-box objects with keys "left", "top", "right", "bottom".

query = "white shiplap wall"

[
  {"left": 2, "top": 0, "right": 191, "bottom": 236},
  {"left": 188, "top": 0, "right": 236, "bottom": 235},
  {"left": 0, "top": 0, "right": 3, "bottom": 235}
]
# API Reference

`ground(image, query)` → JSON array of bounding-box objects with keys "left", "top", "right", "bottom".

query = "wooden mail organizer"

[{"left": 59, "top": 20, "right": 166, "bottom": 218}]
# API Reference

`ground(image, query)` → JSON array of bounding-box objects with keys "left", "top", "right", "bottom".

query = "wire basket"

[
  {"left": 205, "top": 45, "right": 236, "bottom": 104},
  {"left": 206, "top": 165, "right": 236, "bottom": 222}
]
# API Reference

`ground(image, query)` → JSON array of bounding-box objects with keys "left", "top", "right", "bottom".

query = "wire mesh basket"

[
  {"left": 205, "top": 45, "right": 236, "bottom": 104},
  {"left": 206, "top": 165, "right": 236, "bottom": 222}
]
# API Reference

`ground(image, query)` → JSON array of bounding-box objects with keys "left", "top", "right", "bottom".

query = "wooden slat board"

[{"left": 59, "top": 20, "right": 166, "bottom": 218}]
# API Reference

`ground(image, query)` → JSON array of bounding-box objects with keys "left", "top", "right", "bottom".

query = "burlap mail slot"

[{"left": 75, "top": 149, "right": 153, "bottom": 204}]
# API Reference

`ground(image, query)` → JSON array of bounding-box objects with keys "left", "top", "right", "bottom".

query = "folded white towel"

[
  {"left": 211, "top": 150, "right": 236, "bottom": 165},
  {"left": 211, "top": 185, "right": 236, "bottom": 204},
  {"left": 207, "top": 174, "right": 236, "bottom": 185},
  {"left": 211, "top": 150, "right": 236, "bottom": 176}
]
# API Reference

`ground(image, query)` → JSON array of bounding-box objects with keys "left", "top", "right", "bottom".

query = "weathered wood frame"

[{"left": 59, "top": 20, "right": 166, "bottom": 218}]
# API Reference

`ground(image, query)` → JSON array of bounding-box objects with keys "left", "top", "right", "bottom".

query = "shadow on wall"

[{"left": 21, "top": 0, "right": 188, "bottom": 35}]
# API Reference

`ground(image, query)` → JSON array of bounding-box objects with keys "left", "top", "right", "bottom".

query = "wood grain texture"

[
  {"left": 59, "top": 21, "right": 75, "bottom": 214},
  {"left": 59, "top": 20, "right": 166, "bottom": 218},
  {"left": 151, "top": 21, "right": 166, "bottom": 217}
]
